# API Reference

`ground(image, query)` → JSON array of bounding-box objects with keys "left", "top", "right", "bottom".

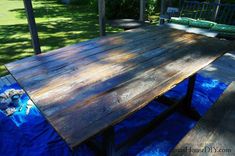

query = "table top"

[{"left": 5, "top": 26, "right": 234, "bottom": 149}]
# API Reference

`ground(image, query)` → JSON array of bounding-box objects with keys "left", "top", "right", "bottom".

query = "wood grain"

[
  {"left": 33, "top": 35, "right": 203, "bottom": 115},
  {"left": 5, "top": 26, "right": 234, "bottom": 149},
  {"left": 6, "top": 26, "right": 165, "bottom": 73},
  {"left": 12, "top": 29, "right": 182, "bottom": 87}
]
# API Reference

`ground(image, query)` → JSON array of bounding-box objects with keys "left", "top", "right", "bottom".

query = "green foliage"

[
  {"left": 68, "top": 0, "right": 95, "bottom": 5},
  {"left": 0, "top": 0, "right": 122, "bottom": 76},
  {"left": 105, "top": 0, "right": 161, "bottom": 20},
  {"left": 106, "top": 0, "right": 140, "bottom": 19},
  {"left": 147, "top": 0, "right": 160, "bottom": 16},
  {"left": 105, "top": 0, "right": 161, "bottom": 19},
  {"left": 222, "top": 0, "right": 235, "bottom": 4}
]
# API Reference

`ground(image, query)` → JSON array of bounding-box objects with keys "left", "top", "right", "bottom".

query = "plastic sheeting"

[{"left": 0, "top": 74, "right": 228, "bottom": 156}]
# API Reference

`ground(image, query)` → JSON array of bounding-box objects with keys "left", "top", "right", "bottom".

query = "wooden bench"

[{"left": 171, "top": 82, "right": 235, "bottom": 156}]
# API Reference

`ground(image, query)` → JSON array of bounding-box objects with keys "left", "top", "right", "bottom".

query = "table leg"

[
  {"left": 157, "top": 74, "right": 201, "bottom": 121},
  {"left": 184, "top": 74, "right": 197, "bottom": 108},
  {"left": 90, "top": 74, "right": 201, "bottom": 155},
  {"left": 103, "top": 127, "right": 116, "bottom": 156},
  {"left": 180, "top": 73, "right": 201, "bottom": 120},
  {"left": 86, "top": 138, "right": 103, "bottom": 156}
]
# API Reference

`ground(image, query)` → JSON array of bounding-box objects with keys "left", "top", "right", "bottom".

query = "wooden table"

[{"left": 5, "top": 26, "right": 234, "bottom": 155}]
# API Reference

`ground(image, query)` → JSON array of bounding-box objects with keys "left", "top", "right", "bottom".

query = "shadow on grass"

[
  {"left": 0, "top": 1, "right": 122, "bottom": 76},
  {"left": 9, "top": 0, "right": 97, "bottom": 21}
]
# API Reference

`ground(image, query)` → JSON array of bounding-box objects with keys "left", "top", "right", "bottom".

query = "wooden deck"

[{"left": 0, "top": 75, "right": 16, "bottom": 88}]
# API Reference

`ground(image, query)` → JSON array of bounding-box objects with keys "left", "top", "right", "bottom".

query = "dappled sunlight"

[
  {"left": 224, "top": 52, "right": 235, "bottom": 60},
  {"left": 32, "top": 56, "right": 136, "bottom": 98},
  {"left": 171, "top": 33, "right": 200, "bottom": 45},
  {"left": 8, "top": 25, "right": 232, "bottom": 115},
  {"left": 106, "top": 38, "right": 126, "bottom": 45},
  {"left": 201, "top": 79, "right": 220, "bottom": 89},
  {"left": 1, "top": 0, "right": 235, "bottom": 154},
  {"left": 104, "top": 50, "right": 137, "bottom": 63},
  {"left": 1, "top": 0, "right": 233, "bottom": 142},
  {"left": 5, "top": 22, "right": 233, "bottom": 149},
  {"left": 199, "top": 50, "right": 235, "bottom": 84},
  {"left": 0, "top": 0, "right": 25, "bottom": 25},
  {"left": 0, "top": 0, "right": 123, "bottom": 76}
]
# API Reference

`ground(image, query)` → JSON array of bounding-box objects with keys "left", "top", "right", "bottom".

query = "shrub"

[{"left": 106, "top": 0, "right": 140, "bottom": 19}]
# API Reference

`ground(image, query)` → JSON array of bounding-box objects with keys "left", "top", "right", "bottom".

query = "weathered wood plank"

[
  {"left": 14, "top": 33, "right": 203, "bottom": 116},
  {"left": 47, "top": 44, "right": 229, "bottom": 147},
  {"left": 32, "top": 34, "right": 204, "bottom": 115},
  {"left": 6, "top": 26, "right": 164, "bottom": 72},
  {"left": 10, "top": 28, "right": 179, "bottom": 82},
  {"left": 47, "top": 42, "right": 231, "bottom": 148},
  {"left": 5, "top": 26, "right": 234, "bottom": 149},
  {"left": 25, "top": 31, "right": 196, "bottom": 95},
  {"left": 6, "top": 28, "right": 174, "bottom": 86},
  {"left": 171, "top": 82, "right": 235, "bottom": 156}
]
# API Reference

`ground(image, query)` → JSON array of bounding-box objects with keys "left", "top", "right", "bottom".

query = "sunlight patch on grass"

[
  {"left": 0, "top": 0, "right": 123, "bottom": 76},
  {"left": 0, "top": 66, "right": 7, "bottom": 76},
  {"left": 0, "top": 0, "right": 26, "bottom": 25}
]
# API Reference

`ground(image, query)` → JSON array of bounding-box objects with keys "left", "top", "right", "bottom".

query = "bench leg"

[{"left": 103, "top": 127, "right": 116, "bottom": 156}]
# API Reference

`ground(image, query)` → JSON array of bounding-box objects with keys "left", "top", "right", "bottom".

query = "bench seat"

[
  {"left": 162, "top": 1, "right": 235, "bottom": 39},
  {"left": 163, "top": 23, "right": 219, "bottom": 37},
  {"left": 189, "top": 20, "right": 216, "bottom": 29},
  {"left": 211, "top": 24, "right": 235, "bottom": 33},
  {"left": 170, "top": 82, "right": 235, "bottom": 156},
  {"left": 169, "top": 17, "right": 195, "bottom": 25}
]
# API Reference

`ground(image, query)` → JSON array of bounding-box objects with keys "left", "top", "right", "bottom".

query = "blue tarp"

[{"left": 0, "top": 74, "right": 227, "bottom": 156}]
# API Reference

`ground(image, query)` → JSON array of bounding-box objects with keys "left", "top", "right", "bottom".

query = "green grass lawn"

[{"left": 0, "top": 0, "right": 122, "bottom": 76}]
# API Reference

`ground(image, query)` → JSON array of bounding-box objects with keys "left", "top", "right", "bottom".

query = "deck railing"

[{"left": 180, "top": 1, "right": 235, "bottom": 25}]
